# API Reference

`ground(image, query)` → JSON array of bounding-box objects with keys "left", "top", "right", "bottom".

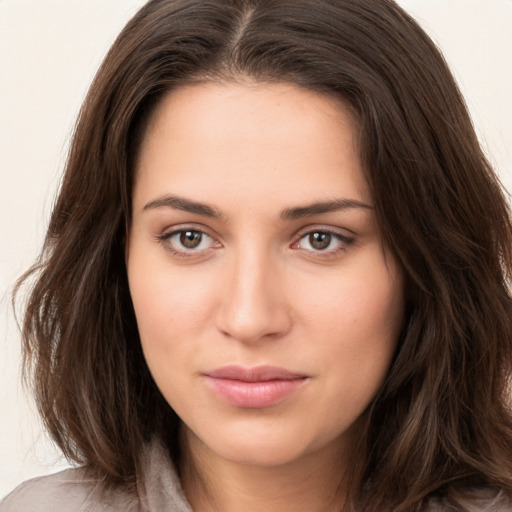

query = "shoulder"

[
  {"left": 0, "top": 468, "right": 140, "bottom": 512},
  {"left": 0, "top": 468, "right": 95, "bottom": 512}
]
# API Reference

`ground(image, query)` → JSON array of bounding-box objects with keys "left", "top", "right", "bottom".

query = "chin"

[
  {"left": 222, "top": 440, "right": 308, "bottom": 467},
  {"left": 185, "top": 418, "right": 344, "bottom": 469}
]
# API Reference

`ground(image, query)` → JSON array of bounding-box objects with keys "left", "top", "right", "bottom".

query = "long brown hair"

[{"left": 16, "top": 0, "right": 512, "bottom": 510}]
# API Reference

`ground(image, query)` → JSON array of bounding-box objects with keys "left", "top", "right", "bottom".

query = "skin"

[{"left": 127, "top": 81, "right": 405, "bottom": 512}]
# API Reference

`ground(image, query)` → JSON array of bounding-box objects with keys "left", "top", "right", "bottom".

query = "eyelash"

[
  {"left": 156, "top": 227, "right": 355, "bottom": 259},
  {"left": 292, "top": 229, "right": 355, "bottom": 257},
  {"left": 156, "top": 228, "right": 220, "bottom": 259}
]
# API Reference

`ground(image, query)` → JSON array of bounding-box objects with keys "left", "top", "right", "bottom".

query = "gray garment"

[
  {"left": 2, "top": 440, "right": 512, "bottom": 511},
  {"left": 0, "top": 440, "right": 193, "bottom": 512}
]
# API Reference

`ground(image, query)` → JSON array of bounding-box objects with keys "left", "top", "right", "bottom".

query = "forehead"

[{"left": 133, "top": 81, "right": 370, "bottom": 211}]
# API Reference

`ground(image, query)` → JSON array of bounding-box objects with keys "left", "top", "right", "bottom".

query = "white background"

[{"left": 1, "top": 0, "right": 511, "bottom": 498}]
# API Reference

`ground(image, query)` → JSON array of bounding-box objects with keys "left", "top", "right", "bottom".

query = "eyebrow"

[
  {"left": 280, "top": 198, "right": 373, "bottom": 220},
  {"left": 142, "top": 194, "right": 373, "bottom": 221},
  {"left": 143, "top": 194, "right": 226, "bottom": 220}
]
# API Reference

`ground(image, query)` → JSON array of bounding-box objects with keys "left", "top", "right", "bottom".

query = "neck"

[{"left": 180, "top": 429, "right": 354, "bottom": 512}]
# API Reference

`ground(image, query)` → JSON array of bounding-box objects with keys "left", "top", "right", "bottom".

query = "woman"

[{"left": 2, "top": 0, "right": 512, "bottom": 510}]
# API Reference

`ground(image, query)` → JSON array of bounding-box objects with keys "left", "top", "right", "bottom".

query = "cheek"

[
  {"left": 126, "top": 244, "right": 218, "bottom": 387},
  {"left": 299, "top": 257, "right": 403, "bottom": 342},
  {"left": 299, "top": 270, "right": 402, "bottom": 448},
  {"left": 299, "top": 255, "right": 403, "bottom": 393},
  {"left": 128, "top": 249, "right": 215, "bottom": 335}
]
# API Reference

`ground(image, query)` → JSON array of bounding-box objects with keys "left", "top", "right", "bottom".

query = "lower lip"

[{"left": 205, "top": 377, "right": 307, "bottom": 408}]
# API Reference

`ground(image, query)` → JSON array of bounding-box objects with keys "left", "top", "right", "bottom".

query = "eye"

[
  {"left": 294, "top": 230, "right": 354, "bottom": 254},
  {"left": 177, "top": 230, "right": 204, "bottom": 249},
  {"left": 159, "top": 228, "right": 220, "bottom": 256}
]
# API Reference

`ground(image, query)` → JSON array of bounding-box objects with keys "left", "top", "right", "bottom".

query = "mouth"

[{"left": 204, "top": 365, "right": 309, "bottom": 408}]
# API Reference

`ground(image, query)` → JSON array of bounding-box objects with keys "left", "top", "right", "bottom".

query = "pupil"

[
  {"left": 310, "top": 232, "right": 331, "bottom": 250},
  {"left": 180, "top": 231, "right": 202, "bottom": 248}
]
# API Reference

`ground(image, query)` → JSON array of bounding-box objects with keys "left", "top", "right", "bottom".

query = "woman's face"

[{"left": 127, "top": 82, "right": 404, "bottom": 468}]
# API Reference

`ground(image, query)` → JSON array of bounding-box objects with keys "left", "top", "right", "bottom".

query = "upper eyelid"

[
  {"left": 294, "top": 224, "right": 356, "bottom": 239},
  {"left": 156, "top": 225, "right": 220, "bottom": 249},
  {"left": 160, "top": 223, "right": 218, "bottom": 238},
  {"left": 294, "top": 231, "right": 353, "bottom": 247},
  {"left": 157, "top": 224, "right": 355, "bottom": 245},
  {"left": 291, "top": 226, "right": 355, "bottom": 250},
  {"left": 158, "top": 228, "right": 220, "bottom": 257}
]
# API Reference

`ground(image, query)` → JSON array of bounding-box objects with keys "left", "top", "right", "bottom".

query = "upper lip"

[{"left": 206, "top": 365, "right": 306, "bottom": 382}]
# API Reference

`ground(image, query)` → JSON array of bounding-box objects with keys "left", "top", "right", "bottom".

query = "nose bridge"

[{"left": 217, "top": 243, "right": 291, "bottom": 343}]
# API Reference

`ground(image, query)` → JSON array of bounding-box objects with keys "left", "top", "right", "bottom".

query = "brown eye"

[
  {"left": 309, "top": 232, "right": 331, "bottom": 250},
  {"left": 295, "top": 230, "right": 352, "bottom": 254},
  {"left": 180, "top": 230, "right": 202, "bottom": 248},
  {"left": 159, "top": 229, "right": 220, "bottom": 257}
]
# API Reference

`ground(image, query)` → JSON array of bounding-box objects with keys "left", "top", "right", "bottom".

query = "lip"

[{"left": 204, "top": 365, "right": 308, "bottom": 408}]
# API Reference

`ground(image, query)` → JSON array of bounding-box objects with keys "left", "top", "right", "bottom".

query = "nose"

[{"left": 215, "top": 248, "right": 292, "bottom": 344}]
